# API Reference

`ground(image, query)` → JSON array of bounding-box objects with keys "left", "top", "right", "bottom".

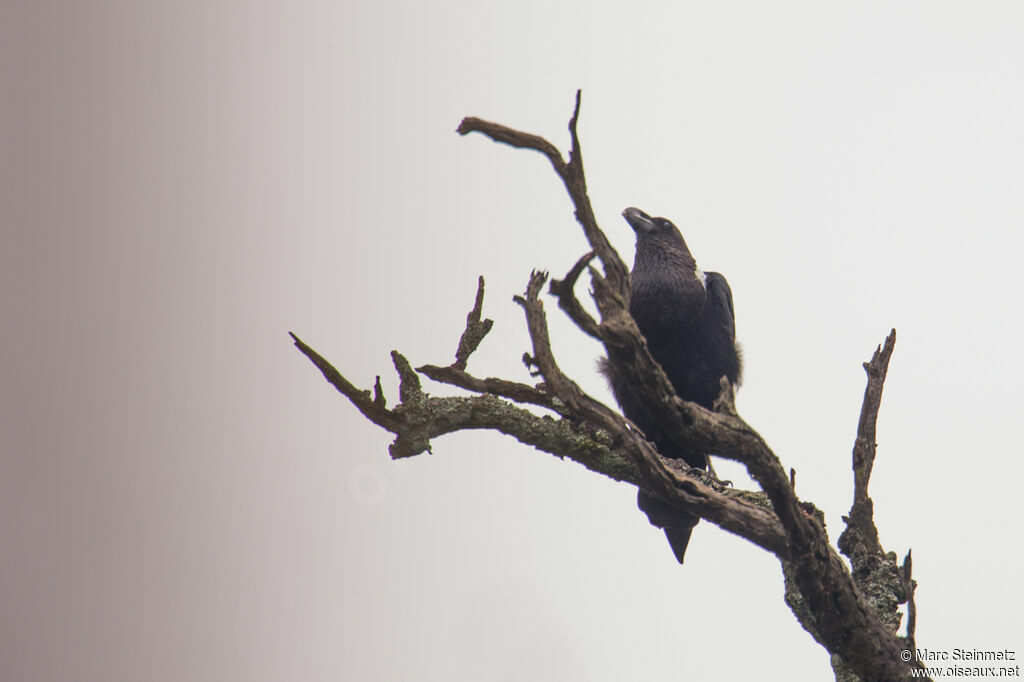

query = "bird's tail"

[
  {"left": 663, "top": 527, "right": 695, "bottom": 564},
  {"left": 637, "top": 490, "right": 700, "bottom": 564}
]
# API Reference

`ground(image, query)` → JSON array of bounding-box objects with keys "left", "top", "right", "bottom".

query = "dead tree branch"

[
  {"left": 458, "top": 91, "right": 630, "bottom": 301},
  {"left": 296, "top": 95, "right": 926, "bottom": 681},
  {"left": 549, "top": 250, "right": 601, "bottom": 340},
  {"left": 292, "top": 275, "right": 789, "bottom": 555}
]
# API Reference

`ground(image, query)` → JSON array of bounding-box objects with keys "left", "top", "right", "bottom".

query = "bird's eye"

[{"left": 660, "top": 220, "right": 672, "bottom": 230}]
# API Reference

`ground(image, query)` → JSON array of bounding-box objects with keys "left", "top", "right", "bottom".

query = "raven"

[{"left": 600, "top": 207, "right": 742, "bottom": 564}]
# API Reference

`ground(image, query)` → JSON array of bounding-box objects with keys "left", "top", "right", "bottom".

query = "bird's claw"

[
  {"left": 706, "top": 472, "right": 733, "bottom": 488},
  {"left": 705, "top": 459, "right": 733, "bottom": 489}
]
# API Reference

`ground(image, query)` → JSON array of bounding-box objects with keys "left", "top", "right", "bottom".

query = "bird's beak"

[{"left": 622, "top": 207, "right": 656, "bottom": 235}]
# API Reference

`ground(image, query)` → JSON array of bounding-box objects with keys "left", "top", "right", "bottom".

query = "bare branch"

[
  {"left": 291, "top": 321, "right": 785, "bottom": 555},
  {"left": 417, "top": 274, "right": 554, "bottom": 410},
  {"left": 514, "top": 271, "right": 589, "bottom": 411},
  {"left": 549, "top": 250, "right": 601, "bottom": 340},
  {"left": 567, "top": 90, "right": 585, "bottom": 189},
  {"left": 825, "top": 329, "right": 920, "bottom": 680},
  {"left": 416, "top": 363, "right": 559, "bottom": 412},
  {"left": 458, "top": 91, "right": 630, "bottom": 299},
  {"left": 562, "top": 91, "right": 629, "bottom": 298},
  {"left": 293, "top": 331, "right": 626, "bottom": 471},
  {"left": 290, "top": 332, "right": 400, "bottom": 432},
  {"left": 838, "top": 331, "right": 906, "bottom": 633},
  {"left": 853, "top": 328, "right": 897, "bottom": 505},
  {"left": 456, "top": 117, "right": 566, "bottom": 174},
  {"left": 453, "top": 276, "right": 494, "bottom": 370}
]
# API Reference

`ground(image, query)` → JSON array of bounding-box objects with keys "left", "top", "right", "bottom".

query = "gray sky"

[{"left": 4, "top": 1, "right": 1024, "bottom": 680}]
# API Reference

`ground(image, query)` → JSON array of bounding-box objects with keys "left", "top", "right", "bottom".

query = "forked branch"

[{"left": 458, "top": 91, "right": 630, "bottom": 300}]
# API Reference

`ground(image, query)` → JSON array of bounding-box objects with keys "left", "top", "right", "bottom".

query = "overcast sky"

[{"left": 4, "top": 1, "right": 1024, "bottom": 680}]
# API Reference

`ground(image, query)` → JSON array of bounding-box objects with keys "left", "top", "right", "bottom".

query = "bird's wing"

[{"left": 704, "top": 271, "right": 736, "bottom": 342}]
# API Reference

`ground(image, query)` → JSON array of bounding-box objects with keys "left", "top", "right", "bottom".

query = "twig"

[
  {"left": 903, "top": 549, "right": 917, "bottom": 652},
  {"left": 853, "top": 329, "right": 897, "bottom": 505},
  {"left": 453, "top": 276, "right": 494, "bottom": 370},
  {"left": 290, "top": 332, "right": 399, "bottom": 432},
  {"left": 416, "top": 364, "right": 559, "bottom": 412},
  {"left": 549, "top": 250, "right": 601, "bottom": 340}
]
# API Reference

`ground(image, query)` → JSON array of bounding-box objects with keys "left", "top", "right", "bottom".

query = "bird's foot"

[{"left": 704, "top": 459, "right": 732, "bottom": 489}]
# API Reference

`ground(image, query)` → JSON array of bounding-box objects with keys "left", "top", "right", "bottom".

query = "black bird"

[{"left": 600, "top": 207, "right": 742, "bottom": 564}]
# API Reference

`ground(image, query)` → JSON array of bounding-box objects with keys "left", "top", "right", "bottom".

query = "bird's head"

[{"left": 622, "top": 206, "right": 697, "bottom": 276}]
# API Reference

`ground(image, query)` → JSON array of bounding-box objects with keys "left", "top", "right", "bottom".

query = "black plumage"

[{"left": 600, "top": 207, "right": 742, "bottom": 564}]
